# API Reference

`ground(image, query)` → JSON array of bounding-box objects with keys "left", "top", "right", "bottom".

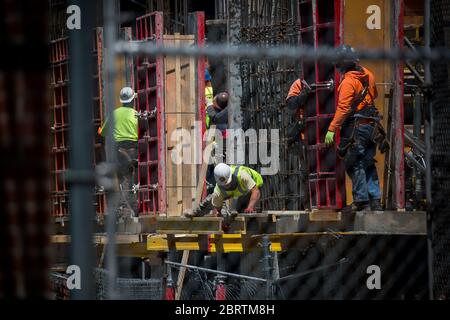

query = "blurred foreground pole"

[
  {"left": 68, "top": 0, "right": 95, "bottom": 299},
  {"left": 0, "top": 0, "right": 51, "bottom": 298},
  {"left": 103, "top": 0, "right": 120, "bottom": 299},
  {"left": 424, "top": 0, "right": 433, "bottom": 300}
]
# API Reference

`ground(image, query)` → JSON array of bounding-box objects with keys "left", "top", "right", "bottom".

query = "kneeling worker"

[{"left": 186, "top": 163, "right": 263, "bottom": 217}]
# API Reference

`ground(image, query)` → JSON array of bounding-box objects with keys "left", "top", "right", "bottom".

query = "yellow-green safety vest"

[
  {"left": 205, "top": 86, "right": 213, "bottom": 129},
  {"left": 215, "top": 165, "right": 263, "bottom": 199}
]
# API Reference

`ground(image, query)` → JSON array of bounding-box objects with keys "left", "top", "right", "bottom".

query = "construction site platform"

[{"left": 52, "top": 210, "right": 426, "bottom": 256}]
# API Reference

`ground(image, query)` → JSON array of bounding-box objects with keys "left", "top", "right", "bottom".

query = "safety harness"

[
  {"left": 337, "top": 78, "right": 389, "bottom": 159},
  {"left": 218, "top": 165, "right": 246, "bottom": 198}
]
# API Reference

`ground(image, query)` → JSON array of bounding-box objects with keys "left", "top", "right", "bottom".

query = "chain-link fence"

[
  {"left": 50, "top": 268, "right": 162, "bottom": 300},
  {"left": 430, "top": 0, "right": 450, "bottom": 300},
  {"left": 41, "top": 0, "right": 450, "bottom": 301}
]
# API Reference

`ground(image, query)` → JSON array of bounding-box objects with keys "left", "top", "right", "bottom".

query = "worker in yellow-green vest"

[
  {"left": 205, "top": 68, "right": 214, "bottom": 128},
  {"left": 98, "top": 86, "right": 139, "bottom": 216},
  {"left": 186, "top": 163, "right": 263, "bottom": 217}
]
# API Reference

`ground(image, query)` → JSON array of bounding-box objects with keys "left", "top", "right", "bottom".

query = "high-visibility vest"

[
  {"left": 215, "top": 165, "right": 263, "bottom": 199},
  {"left": 205, "top": 86, "right": 213, "bottom": 128}
]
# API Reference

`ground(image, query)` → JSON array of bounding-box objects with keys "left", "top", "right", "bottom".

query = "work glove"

[
  {"left": 325, "top": 131, "right": 335, "bottom": 146},
  {"left": 244, "top": 207, "right": 255, "bottom": 214}
]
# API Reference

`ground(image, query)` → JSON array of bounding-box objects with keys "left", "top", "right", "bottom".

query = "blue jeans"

[{"left": 343, "top": 124, "right": 381, "bottom": 203}]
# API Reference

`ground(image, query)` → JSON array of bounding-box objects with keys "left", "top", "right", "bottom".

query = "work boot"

[
  {"left": 184, "top": 209, "right": 202, "bottom": 218},
  {"left": 369, "top": 199, "right": 383, "bottom": 211},
  {"left": 351, "top": 201, "right": 370, "bottom": 212}
]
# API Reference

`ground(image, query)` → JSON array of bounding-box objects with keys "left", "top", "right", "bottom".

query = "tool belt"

[{"left": 337, "top": 104, "right": 390, "bottom": 159}]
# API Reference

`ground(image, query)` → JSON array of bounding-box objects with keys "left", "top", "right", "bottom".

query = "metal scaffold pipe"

[
  {"left": 114, "top": 41, "right": 450, "bottom": 62},
  {"left": 68, "top": 0, "right": 95, "bottom": 300},
  {"left": 103, "top": 0, "right": 120, "bottom": 300}
]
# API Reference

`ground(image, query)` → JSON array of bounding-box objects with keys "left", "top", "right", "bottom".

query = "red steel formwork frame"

[
  {"left": 49, "top": 37, "right": 70, "bottom": 217},
  {"left": 134, "top": 12, "right": 166, "bottom": 215},
  {"left": 134, "top": 11, "right": 206, "bottom": 216},
  {"left": 92, "top": 28, "right": 107, "bottom": 216},
  {"left": 196, "top": 12, "right": 206, "bottom": 138},
  {"left": 49, "top": 29, "right": 106, "bottom": 218},
  {"left": 194, "top": 11, "right": 207, "bottom": 201},
  {"left": 298, "top": 0, "right": 345, "bottom": 210}
]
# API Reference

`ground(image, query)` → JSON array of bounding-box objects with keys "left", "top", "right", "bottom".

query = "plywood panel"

[
  {"left": 164, "top": 34, "right": 198, "bottom": 217},
  {"left": 343, "top": 0, "right": 393, "bottom": 204}
]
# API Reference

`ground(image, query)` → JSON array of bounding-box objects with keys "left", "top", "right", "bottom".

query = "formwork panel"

[
  {"left": 49, "top": 28, "right": 106, "bottom": 217},
  {"left": 299, "top": 0, "right": 345, "bottom": 210},
  {"left": 164, "top": 35, "right": 198, "bottom": 217},
  {"left": 133, "top": 12, "right": 205, "bottom": 216},
  {"left": 134, "top": 12, "right": 165, "bottom": 215}
]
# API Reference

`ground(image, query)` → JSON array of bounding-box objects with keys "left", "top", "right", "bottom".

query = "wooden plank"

[
  {"left": 163, "top": 35, "right": 197, "bottom": 217},
  {"left": 354, "top": 211, "right": 426, "bottom": 234},
  {"left": 165, "top": 38, "right": 177, "bottom": 217},
  {"left": 309, "top": 209, "right": 342, "bottom": 222},
  {"left": 193, "top": 125, "right": 216, "bottom": 208},
  {"left": 156, "top": 217, "right": 223, "bottom": 234},
  {"left": 175, "top": 250, "right": 190, "bottom": 300},
  {"left": 181, "top": 52, "right": 194, "bottom": 214},
  {"left": 163, "top": 35, "right": 195, "bottom": 41},
  {"left": 189, "top": 54, "right": 197, "bottom": 210},
  {"left": 175, "top": 34, "right": 183, "bottom": 216},
  {"left": 51, "top": 234, "right": 142, "bottom": 244}
]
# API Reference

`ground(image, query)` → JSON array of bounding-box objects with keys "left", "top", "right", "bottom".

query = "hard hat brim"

[
  {"left": 216, "top": 172, "right": 233, "bottom": 186},
  {"left": 120, "top": 96, "right": 135, "bottom": 104}
]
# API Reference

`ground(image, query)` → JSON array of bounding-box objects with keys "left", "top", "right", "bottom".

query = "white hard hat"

[
  {"left": 214, "top": 163, "right": 232, "bottom": 186},
  {"left": 119, "top": 87, "right": 137, "bottom": 104}
]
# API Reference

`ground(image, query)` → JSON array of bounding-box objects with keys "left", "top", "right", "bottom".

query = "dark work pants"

[
  {"left": 116, "top": 141, "right": 138, "bottom": 214},
  {"left": 342, "top": 124, "right": 381, "bottom": 203}
]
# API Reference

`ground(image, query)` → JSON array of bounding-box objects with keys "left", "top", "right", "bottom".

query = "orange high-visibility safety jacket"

[
  {"left": 286, "top": 79, "right": 303, "bottom": 100},
  {"left": 328, "top": 67, "right": 378, "bottom": 132}
]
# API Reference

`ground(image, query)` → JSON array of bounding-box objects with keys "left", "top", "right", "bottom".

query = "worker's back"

[
  {"left": 113, "top": 107, "right": 137, "bottom": 142},
  {"left": 99, "top": 106, "right": 138, "bottom": 142}
]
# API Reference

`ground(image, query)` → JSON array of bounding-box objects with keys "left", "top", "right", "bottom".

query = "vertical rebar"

[
  {"left": 228, "top": 0, "right": 243, "bottom": 165},
  {"left": 68, "top": 0, "right": 95, "bottom": 300},
  {"left": 413, "top": 91, "right": 423, "bottom": 203},
  {"left": 261, "top": 235, "right": 273, "bottom": 300},
  {"left": 103, "top": 0, "right": 120, "bottom": 300},
  {"left": 424, "top": 0, "right": 434, "bottom": 300}
]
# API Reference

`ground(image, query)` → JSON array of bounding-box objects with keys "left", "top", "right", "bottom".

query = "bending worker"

[
  {"left": 207, "top": 92, "right": 229, "bottom": 134},
  {"left": 285, "top": 77, "right": 314, "bottom": 146},
  {"left": 324, "top": 45, "right": 386, "bottom": 212},
  {"left": 205, "top": 68, "right": 214, "bottom": 128},
  {"left": 205, "top": 92, "right": 230, "bottom": 194},
  {"left": 98, "top": 86, "right": 139, "bottom": 216},
  {"left": 186, "top": 163, "right": 263, "bottom": 217}
]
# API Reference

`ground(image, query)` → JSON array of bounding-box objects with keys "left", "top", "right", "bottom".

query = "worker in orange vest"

[
  {"left": 285, "top": 77, "right": 314, "bottom": 150},
  {"left": 325, "top": 44, "right": 388, "bottom": 212}
]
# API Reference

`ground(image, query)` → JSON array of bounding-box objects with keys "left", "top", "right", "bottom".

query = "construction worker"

[
  {"left": 186, "top": 163, "right": 263, "bottom": 217},
  {"left": 286, "top": 78, "right": 313, "bottom": 113},
  {"left": 205, "top": 92, "right": 230, "bottom": 195},
  {"left": 285, "top": 77, "right": 314, "bottom": 147},
  {"left": 205, "top": 69, "right": 214, "bottom": 129},
  {"left": 324, "top": 44, "right": 386, "bottom": 211},
  {"left": 98, "top": 86, "right": 139, "bottom": 216},
  {"left": 207, "top": 92, "right": 229, "bottom": 134}
]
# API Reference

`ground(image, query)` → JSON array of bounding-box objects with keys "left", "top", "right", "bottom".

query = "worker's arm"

[
  {"left": 98, "top": 118, "right": 108, "bottom": 137},
  {"left": 237, "top": 171, "right": 260, "bottom": 213},
  {"left": 244, "top": 186, "right": 261, "bottom": 213},
  {"left": 286, "top": 89, "right": 310, "bottom": 114},
  {"left": 327, "top": 81, "right": 355, "bottom": 132},
  {"left": 285, "top": 79, "right": 311, "bottom": 116},
  {"left": 206, "top": 105, "right": 228, "bottom": 124}
]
